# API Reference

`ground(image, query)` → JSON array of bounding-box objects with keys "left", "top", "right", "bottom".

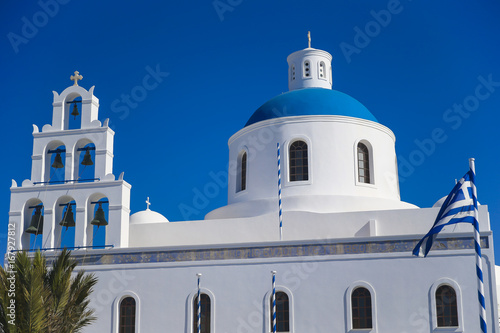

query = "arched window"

[
  {"left": 357, "top": 142, "right": 371, "bottom": 184},
  {"left": 303, "top": 60, "right": 311, "bottom": 78},
  {"left": 25, "top": 202, "right": 44, "bottom": 251},
  {"left": 289, "top": 140, "right": 308, "bottom": 181},
  {"left": 67, "top": 96, "right": 82, "bottom": 130},
  {"left": 193, "top": 293, "right": 211, "bottom": 333},
  {"left": 91, "top": 197, "right": 108, "bottom": 249},
  {"left": 319, "top": 61, "right": 325, "bottom": 79},
  {"left": 119, "top": 297, "right": 136, "bottom": 333},
  {"left": 436, "top": 285, "right": 458, "bottom": 327},
  {"left": 237, "top": 151, "right": 247, "bottom": 192},
  {"left": 270, "top": 291, "right": 289, "bottom": 332},
  {"left": 47, "top": 144, "right": 66, "bottom": 184},
  {"left": 59, "top": 200, "right": 76, "bottom": 249},
  {"left": 76, "top": 142, "right": 95, "bottom": 183},
  {"left": 351, "top": 287, "right": 372, "bottom": 329}
]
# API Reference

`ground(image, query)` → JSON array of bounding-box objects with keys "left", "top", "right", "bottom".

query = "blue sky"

[{"left": 1, "top": 1, "right": 499, "bottom": 260}]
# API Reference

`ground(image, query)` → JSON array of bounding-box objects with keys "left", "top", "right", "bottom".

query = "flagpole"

[
  {"left": 469, "top": 158, "right": 487, "bottom": 333},
  {"left": 277, "top": 143, "right": 283, "bottom": 240},
  {"left": 271, "top": 271, "right": 277, "bottom": 333},
  {"left": 197, "top": 273, "right": 202, "bottom": 333}
]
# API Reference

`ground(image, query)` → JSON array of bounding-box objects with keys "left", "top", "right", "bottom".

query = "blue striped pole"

[
  {"left": 469, "top": 158, "right": 487, "bottom": 333},
  {"left": 277, "top": 143, "right": 282, "bottom": 240},
  {"left": 197, "top": 273, "right": 202, "bottom": 333},
  {"left": 271, "top": 271, "right": 277, "bottom": 333}
]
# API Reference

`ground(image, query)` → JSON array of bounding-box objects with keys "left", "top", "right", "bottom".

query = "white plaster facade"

[{"left": 7, "top": 43, "right": 500, "bottom": 333}]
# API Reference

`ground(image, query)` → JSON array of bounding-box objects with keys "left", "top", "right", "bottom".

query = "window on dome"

[
  {"left": 289, "top": 140, "right": 308, "bottom": 181},
  {"left": 351, "top": 287, "right": 372, "bottom": 329},
  {"left": 319, "top": 61, "right": 325, "bottom": 79},
  {"left": 270, "top": 291, "right": 290, "bottom": 332},
  {"left": 237, "top": 151, "right": 247, "bottom": 192},
  {"left": 193, "top": 293, "right": 211, "bottom": 333},
  {"left": 119, "top": 297, "right": 136, "bottom": 333},
  {"left": 436, "top": 285, "right": 458, "bottom": 327},
  {"left": 303, "top": 60, "right": 310, "bottom": 78},
  {"left": 357, "top": 142, "right": 371, "bottom": 184}
]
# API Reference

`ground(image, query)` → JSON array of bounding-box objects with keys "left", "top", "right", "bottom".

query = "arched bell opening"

[
  {"left": 44, "top": 141, "right": 66, "bottom": 184},
  {"left": 23, "top": 198, "right": 44, "bottom": 251},
  {"left": 74, "top": 140, "right": 96, "bottom": 183},
  {"left": 55, "top": 196, "right": 76, "bottom": 249},
  {"left": 65, "top": 94, "right": 82, "bottom": 130},
  {"left": 86, "top": 194, "right": 108, "bottom": 249}
]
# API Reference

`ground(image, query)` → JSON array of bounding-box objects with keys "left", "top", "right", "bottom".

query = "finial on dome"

[
  {"left": 70, "top": 71, "right": 83, "bottom": 86},
  {"left": 146, "top": 197, "right": 151, "bottom": 210},
  {"left": 308, "top": 31, "right": 311, "bottom": 48}
]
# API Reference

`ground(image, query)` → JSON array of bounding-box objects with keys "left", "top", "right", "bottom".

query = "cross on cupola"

[
  {"left": 146, "top": 197, "right": 151, "bottom": 210},
  {"left": 70, "top": 71, "right": 83, "bottom": 86}
]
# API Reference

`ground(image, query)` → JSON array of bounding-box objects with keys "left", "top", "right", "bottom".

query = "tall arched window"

[
  {"left": 289, "top": 140, "right": 308, "bottom": 181},
  {"left": 436, "top": 285, "right": 458, "bottom": 327},
  {"left": 119, "top": 297, "right": 136, "bottom": 333},
  {"left": 237, "top": 151, "right": 247, "bottom": 192},
  {"left": 270, "top": 291, "right": 289, "bottom": 332},
  {"left": 193, "top": 293, "right": 211, "bottom": 333},
  {"left": 357, "top": 142, "right": 371, "bottom": 184},
  {"left": 352, "top": 287, "right": 372, "bottom": 329}
]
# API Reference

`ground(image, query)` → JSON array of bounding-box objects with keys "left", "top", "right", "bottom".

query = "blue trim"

[{"left": 67, "top": 237, "right": 489, "bottom": 266}]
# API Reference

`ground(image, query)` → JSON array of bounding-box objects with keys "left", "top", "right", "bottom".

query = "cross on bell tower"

[{"left": 70, "top": 71, "right": 83, "bottom": 86}]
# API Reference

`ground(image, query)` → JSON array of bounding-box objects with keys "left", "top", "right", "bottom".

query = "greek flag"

[{"left": 413, "top": 169, "right": 477, "bottom": 257}]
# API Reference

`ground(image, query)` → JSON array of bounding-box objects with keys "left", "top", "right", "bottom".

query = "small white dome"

[
  {"left": 130, "top": 209, "right": 169, "bottom": 224},
  {"left": 433, "top": 195, "right": 480, "bottom": 208},
  {"left": 433, "top": 196, "right": 447, "bottom": 208}
]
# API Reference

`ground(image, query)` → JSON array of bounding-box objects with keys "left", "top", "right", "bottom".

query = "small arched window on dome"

[
  {"left": 237, "top": 151, "right": 247, "bottom": 192},
  {"left": 193, "top": 293, "right": 211, "bottom": 333},
  {"left": 357, "top": 142, "right": 371, "bottom": 184},
  {"left": 318, "top": 61, "right": 326, "bottom": 80},
  {"left": 436, "top": 285, "right": 458, "bottom": 327},
  {"left": 351, "top": 287, "right": 373, "bottom": 329},
  {"left": 119, "top": 297, "right": 136, "bottom": 333},
  {"left": 303, "top": 60, "right": 311, "bottom": 78},
  {"left": 270, "top": 291, "right": 290, "bottom": 332},
  {"left": 289, "top": 140, "right": 308, "bottom": 181}
]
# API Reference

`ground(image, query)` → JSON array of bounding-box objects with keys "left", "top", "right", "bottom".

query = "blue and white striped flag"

[
  {"left": 414, "top": 164, "right": 487, "bottom": 332},
  {"left": 413, "top": 169, "right": 477, "bottom": 257}
]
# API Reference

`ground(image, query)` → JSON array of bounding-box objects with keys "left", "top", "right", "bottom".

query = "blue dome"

[{"left": 245, "top": 88, "right": 377, "bottom": 127}]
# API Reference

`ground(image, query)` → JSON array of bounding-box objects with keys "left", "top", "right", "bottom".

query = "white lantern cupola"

[{"left": 287, "top": 32, "right": 333, "bottom": 91}]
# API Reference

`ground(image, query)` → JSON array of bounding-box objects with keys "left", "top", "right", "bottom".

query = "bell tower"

[{"left": 8, "top": 72, "right": 131, "bottom": 252}]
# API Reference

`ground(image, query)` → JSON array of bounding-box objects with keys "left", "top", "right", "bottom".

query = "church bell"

[
  {"left": 26, "top": 206, "right": 44, "bottom": 235},
  {"left": 71, "top": 102, "right": 79, "bottom": 119},
  {"left": 81, "top": 150, "right": 94, "bottom": 166},
  {"left": 91, "top": 202, "right": 108, "bottom": 227},
  {"left": 52, "top": 152, "right": 64, "bottom": 168},
  {"left": 59, "top": 205, "right": 75, "bottom": 228}
]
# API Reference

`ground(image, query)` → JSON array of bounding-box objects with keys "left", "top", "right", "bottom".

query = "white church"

[{"left": 7, "top": 39, "right": 500, "bottom": 332}]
